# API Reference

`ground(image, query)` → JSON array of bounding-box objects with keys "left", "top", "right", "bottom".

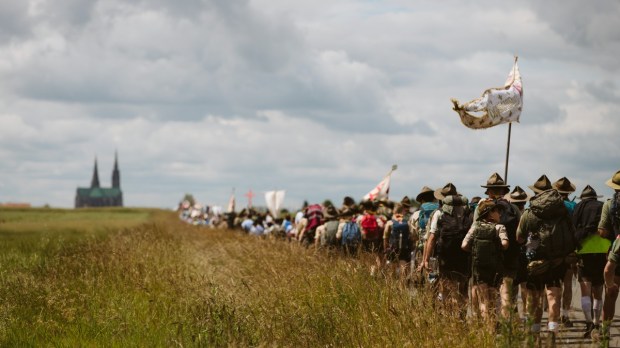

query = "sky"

[{"left": 0, "top": 0, "right": 619, "bottom": 210}]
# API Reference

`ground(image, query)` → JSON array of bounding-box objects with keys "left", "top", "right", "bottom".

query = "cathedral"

[{"left": 75, "top": 153, "right": 123, "bottom": 208}]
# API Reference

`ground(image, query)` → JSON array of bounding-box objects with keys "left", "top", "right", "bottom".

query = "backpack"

[
  {"left": 341, "top": 220, "right": 361, "bottom": 249},
  {"left": 471, "top": 221, "right": 503, "bottom": 279},
  {"left": 572, "top": 198, "right": 604, "bottom": 247},
  {"left": 611, "top": 192, "right": 620, "bottom": 238},
  {"left": 361, "top": 214, "right": 382, "bottom": 240},
  {"left": 321, "top": 220, "right": 340, "bottom": 247},
  {"left": 304, "top": 204, "right": 324, "bottom": 235},
  {"left": 526, "top": 189, "right": 576, "bottom": 260},
  {"left": 496, "top": 199, "right": 520, "bottom": 258},
  {"left": 436, "top": 196, "right": 472, "bottom": 265},
  {"left": 418, "top": 202, "right": 439, "bottom": 232},
  {"left": 389, "top": 219, "right": 411, "bottom": 251}
]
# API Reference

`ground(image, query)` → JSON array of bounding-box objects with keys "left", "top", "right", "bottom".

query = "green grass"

[{"left": 0, "top": 208, "right": 513, "bottom": 347}]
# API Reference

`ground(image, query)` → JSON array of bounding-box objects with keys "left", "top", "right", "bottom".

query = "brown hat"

[
  {"left": 552, "top": 177, "right": 576, "bottom": 194},
  {"left": 415, "top": 186, "right": 435, "bottom": 203},
  {"left": 578, "top": 185, "right": 603, "bottom": 199},
  {"left": 361, "top": 200, "right": 376, "bottom": 211},
  {"left": 339, "top": 206, "right": 355, "bottom": 217},
  {"left": 528, "top": 174, "right": 553, "bottom": 194},
  {"left": 323, "top": 205, "right": 339, "bottom": 219},
  {"left": 606, "top": 170, "right": 620, "bottom": 190},
  {"left": 342, "top": 196, "right": 356, "bottom": 207},
  {"left": 504, "top": 185, "right": 530, "bottom": 203},
  {"left": 400, "top": 196, "right": 411, "bottom": 209},
  {"left": 476, "top": 200, "right": 503, "bottom": 221},
  {"left": 434, "top": 183, "right": 458, "bottom": 200},
  {"left": 481, "top": 173, "right": 510, "bottom": 195}
]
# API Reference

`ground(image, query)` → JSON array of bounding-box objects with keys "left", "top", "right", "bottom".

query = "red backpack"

[
  {"left": 305, "top": 204, "right": 324, "bottom": 233},
  {"left": 361, "top": 214, "right": 381, "bottom": 239}
]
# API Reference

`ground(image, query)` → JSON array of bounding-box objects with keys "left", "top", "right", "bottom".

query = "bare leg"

[{"left": 500, "top": 276, "right": 514, "bottom": 319}]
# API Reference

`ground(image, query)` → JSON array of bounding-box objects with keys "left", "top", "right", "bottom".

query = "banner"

[
  {"left": 265, "top": 190, "right": 285, "bottom": 217},
  {"left": 451, "top": 58, "right": 523, "bottom": 129},
  {"left": 363, "top": 165, "right": 397, "bottom": 201}
]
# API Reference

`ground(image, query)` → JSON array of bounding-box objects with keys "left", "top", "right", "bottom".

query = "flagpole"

[{"left": 504, "top": 123, "right": 512, "bottom": 184}]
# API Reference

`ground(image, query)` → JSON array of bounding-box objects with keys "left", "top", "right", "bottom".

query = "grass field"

[{"left": 0, "top": 208, "right": 516, "bottom": 347}]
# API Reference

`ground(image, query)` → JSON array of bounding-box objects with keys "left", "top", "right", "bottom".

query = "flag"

[
  {"left": 265, "top": 190, "right": 285, "bottom": 217},
  {"left": 363, "top": 165, "right": 397, "bottom": 201},
  {"left": 451, "top": 57, "right": 523, "bottom": 129},
  {"left": 227, "top": 192, "right": 235, "bottom": 213}
]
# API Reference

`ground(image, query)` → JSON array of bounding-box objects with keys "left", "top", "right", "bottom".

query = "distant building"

[{"left": 75, "top": 152, "right": 123, "bottom": 208}]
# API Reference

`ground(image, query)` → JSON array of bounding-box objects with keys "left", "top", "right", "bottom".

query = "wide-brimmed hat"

[
  {"left": 339, "top": 206, "right": 355, "bottom": 217},
  {"left": 476, "top": 200, "right": 504, "bottom": 221},
  {"left": 415, "top": 186, "right": 435, "bottom": 203},
  {"left": 361, "top": 200, "right": 376, "bottom": 212},
  {"left": 323, "top": 205, "right": 339, "bottom": 219},
  {"left": 481, "top": 172, "right": 510, "bottom": 195},
  {"left": 578, "top": 185, "right": 603, "bottom": 199},
  {"left": 400, "top": 196, "right": 412, "bottom": 209},
  {"left": 606, "top": 170, "right": 620, "bottom": 190},
  {"left": 528, "top": 175, "right": 553, "bottom": 194},
  {"left": 342, "top": 196, "right": 356, "bottom": 207},
  {"left": 552, "top": 177, "right": 576, "bottom": 194},
  {"left": 504, "top": 185, "right": 530, "bottom": 203},
  {"left": 434, "top": 183, "right": 458, "bottom": 200}
]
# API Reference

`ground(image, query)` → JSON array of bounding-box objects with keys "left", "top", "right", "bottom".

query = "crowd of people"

[{"left": 178, "top": 169, "right": 620, "bottom": 345}]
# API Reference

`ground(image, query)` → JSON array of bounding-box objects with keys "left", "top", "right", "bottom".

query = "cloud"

[{"left": 0, "top": 0, "right": 618, "bottom": 208}]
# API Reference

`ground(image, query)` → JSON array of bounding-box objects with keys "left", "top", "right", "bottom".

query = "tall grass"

[{"left": 0, "top": 209, "right": 506, "bottom": 346}]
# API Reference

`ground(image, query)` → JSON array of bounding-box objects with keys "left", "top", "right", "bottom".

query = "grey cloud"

[
  {"left": 521, "top": 96, "right": 563, "bottom": 125},
  {"left": 584, "top": 80, "right": 620, "bottom": 103},
  {"left": 0, "top": 1, "right": 32, "bottom": 41}
]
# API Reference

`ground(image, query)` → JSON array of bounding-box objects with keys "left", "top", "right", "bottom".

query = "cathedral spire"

[
  {"left": 91, "top": 157, "right": 100, "bottom": 188},
  {"left": 112, "top": 151, "right": 121, "bottom": 189}
]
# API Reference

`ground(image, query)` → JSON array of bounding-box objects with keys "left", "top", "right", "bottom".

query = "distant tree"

[
  {"left": 280, "top": 208, "right": 290, "bottom": 216},
  {"left": 182, "top": 193, "right": 196, "bottom": 206},
  {"left": 302, "top": 200, "right": 309, "bottom": 209},
  {"left": 43, "top": 204, "right": 51, "bottom": 209}
]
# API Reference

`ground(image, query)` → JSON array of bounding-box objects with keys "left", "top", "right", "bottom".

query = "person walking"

[
  {"left": 478, "top": 173, "right": 522, "bottom": 321},
  {"left": 422, "top": 183, "right": 472, "bottom": 317},
  {"left": 573, "top": 185, "right": 606, "bottom": 338},
  {"left": 462, "top": 200, "right": 509, "bottom": 329},
  {"left": 553, "top": 177, "right": 578, "bottom": 328},
  {"left": 599, "top": 170, "right": 620, "bottom": 341},
  {"left": 517, "top": 185, "right": 576, "bottom": 345}
]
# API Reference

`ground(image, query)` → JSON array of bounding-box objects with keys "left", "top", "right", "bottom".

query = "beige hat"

[
  {"left": 552, "top": 177, "right": 576, "bottom": 194},
  {"left": 528, "top": 175, "right": 553, "bottom": 194},
  {"left": 606, "top": 170, "right": 620, "bottom": 190},
  {"left": 434, "top": 183, "right": 458, "bottom": 200},
  {"left": 504, "top": 185, "right": 530, "bottom": 203}
]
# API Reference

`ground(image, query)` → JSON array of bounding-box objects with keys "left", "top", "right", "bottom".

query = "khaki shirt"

[{"left": 599, "top": 199, "right": 614, "bottom": 233}]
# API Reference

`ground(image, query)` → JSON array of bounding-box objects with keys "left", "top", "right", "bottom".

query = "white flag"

[
  {"left": 227, "top": 193, "right": 235, "bottom": 213},
  {"left": 451, "top": 58, "right": 523, "bottom": 129},
  {"left": 363, "top": 165, "right": 397, "bottom": 201},
  {"left": 265, "top": 190, "right": 285, "bottom": 217}
]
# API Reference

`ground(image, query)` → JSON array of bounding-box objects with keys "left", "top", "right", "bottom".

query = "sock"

[
  {"left": 561, "top": 308, "right": 569, "bottom": 317},
  {"left": 531, "top": 323, "right": 541, "bottom": 333},
  {"left": 548, "top": 321, "right": 559, "bottom": 332},
  {"left": 581, "top": 296, "right": 593, "bottom": 322},
  {"left": 593, "top": 299, "right": 602, "bottom": 325}
]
